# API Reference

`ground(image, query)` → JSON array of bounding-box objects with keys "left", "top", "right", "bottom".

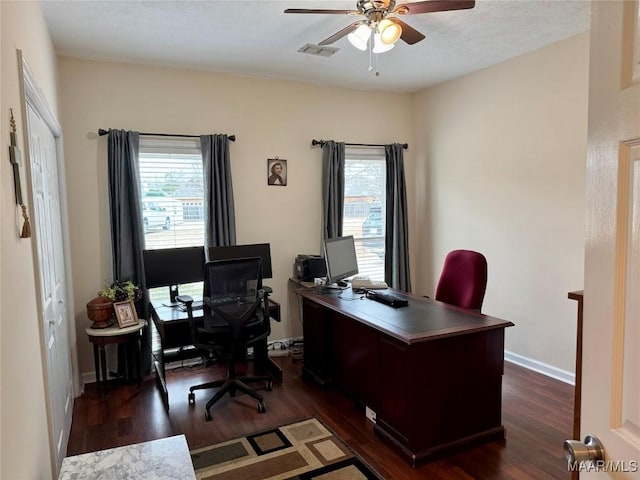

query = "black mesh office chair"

[{"left": 178, "top": 257, "right": 273, "bottom": 421}]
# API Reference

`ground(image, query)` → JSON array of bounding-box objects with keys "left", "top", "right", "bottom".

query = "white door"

[
  {"left": 581, "top": 1, "right": 640, "bottom": 477},
  {"left": 26, "top": 101, "right": 73, "bottom": 473}
]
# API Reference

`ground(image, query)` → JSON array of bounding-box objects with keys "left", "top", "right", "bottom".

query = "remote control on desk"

[{"left": 366, "top": 290, "right": 409, "bottom": 308}]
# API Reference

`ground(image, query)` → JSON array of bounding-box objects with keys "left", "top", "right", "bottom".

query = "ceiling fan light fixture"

[
  {"left": 373, "top": 33, "right": 394, "bottom": 53},
  {"left": 347, "top": 24, "right": 371, "bottom": 51},
  {"left": 378, "top": 18, "right": 402, "bottom": 44}
]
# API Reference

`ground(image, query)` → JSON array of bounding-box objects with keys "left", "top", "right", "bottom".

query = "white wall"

[
  {"left": 57, "top": 57, "right": 415, "bottom": 380},
  {"left": 412, "top": 33, "right": 589, "bottom": 376},
  {"left": 1, "top": 2, "right": 60, "bottom": 478}
]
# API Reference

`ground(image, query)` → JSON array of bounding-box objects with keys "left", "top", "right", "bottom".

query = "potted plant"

[
  {"left": 86, "top": 280, "right": 142, "bottom": 329},
  {"left": 98, "top": 280, "right": 142, "bottom": 303}
]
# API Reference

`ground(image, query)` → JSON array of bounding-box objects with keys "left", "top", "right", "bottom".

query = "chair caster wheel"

[
  {"left": 205, "top": 410, "right": 212, "bottom": 422},
  {"left": 258, "top": 401, "right": 266, "bottom": 413},
  {"left": 265, "top": 380, "right": 273, "bottom": 391},
  {"left": 188, "top": 392, "right": 195, "bottom": 404}
]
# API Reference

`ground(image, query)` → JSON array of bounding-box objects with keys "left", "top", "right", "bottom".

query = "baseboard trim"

[
  {"left": 79, "top": 337, "right": 302, "bottom": 390},
  {"left": 505, "top": 350, "right": 575, "bottom": 385},
  {"left": 80, "top": 373, "right": 94, "bottom": 391},
  {"left": 81, "top": 346, "right": 570, "bottom": 389}
]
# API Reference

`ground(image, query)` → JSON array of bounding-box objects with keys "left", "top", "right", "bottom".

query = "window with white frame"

[
  {"left": 138, "top": 137, "right": 205, "bottom": 303},
  {"left": 342, "top": 147, "right": 386, "bottom": 280},
  {"left": 138, "top": 137, "right": 204, "bottom": 250}
]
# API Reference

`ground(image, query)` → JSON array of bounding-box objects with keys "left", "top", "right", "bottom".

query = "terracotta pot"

[{"left": 86, "top": 296, "right": 114, "bottom": 329}]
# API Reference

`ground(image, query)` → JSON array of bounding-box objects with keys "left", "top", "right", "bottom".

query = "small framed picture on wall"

[{"left": 267, "top": 158, "right": 287, "bottom": 186}]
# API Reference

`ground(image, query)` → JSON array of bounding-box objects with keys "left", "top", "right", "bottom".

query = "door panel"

[
  {"left": 620, "top": 144, "right": 640, "bottom": 442},
  {"left": 582, "top": 1, "right": 640, "bottom": 476},
  {"left": 26, "top": 102, "right": 73, "bottom": 471}
]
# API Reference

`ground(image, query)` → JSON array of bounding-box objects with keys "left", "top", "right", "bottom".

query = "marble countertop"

[{"left": 59, "top": 435, "right": 195, "bottom": 479}]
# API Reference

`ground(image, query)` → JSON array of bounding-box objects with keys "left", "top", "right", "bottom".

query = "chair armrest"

[{"left": 263, "top": 286, "right": 273, "bottom": 295}]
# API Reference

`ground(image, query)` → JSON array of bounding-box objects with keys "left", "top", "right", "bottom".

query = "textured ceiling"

[{"left": 41, "top": 0, "right": 591, "bottom": 92}]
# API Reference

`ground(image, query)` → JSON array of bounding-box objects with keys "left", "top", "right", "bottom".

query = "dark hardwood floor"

[{"left": 67, "top": 356, "right": 574, "bottom": 479}]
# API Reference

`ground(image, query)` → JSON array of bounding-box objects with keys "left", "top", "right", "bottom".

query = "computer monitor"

[
  {"left": 142, "top": 246, "right": 205, "bottom": 302},
  {"left": 208, "top": 243, "right": 272, "bottom": 279},
  {"left": 323, "top": 235, "right": 359, "bottom": 286}
]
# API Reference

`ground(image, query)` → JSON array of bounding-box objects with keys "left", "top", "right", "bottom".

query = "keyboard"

[
  {"left": 366, "top": 290, "right": 408, "bottom": 308},
  {"left": 351, "top": 276, "right": 388, "bottom": 290},
  {"left": 177, "top": 300, "right": 203, "bottom": 312},
  {"left": 209, "top": 296, "right": 241, "bottom": 306}
]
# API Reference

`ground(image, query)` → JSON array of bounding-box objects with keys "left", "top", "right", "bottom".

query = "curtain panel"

[
  {"left": 321, "top": 141, "right": 346, "bottom": 239},
  {"left": 384, "top": 143, "right": 411, "bottom": 292},
  {"left": 106, "top": 129, "right": 152, "bottom": 375},
  {"left": 201, "top": 134, "right": 236, "bottom": 248}
]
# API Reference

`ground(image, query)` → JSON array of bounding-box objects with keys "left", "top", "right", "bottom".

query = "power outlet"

[{"left": 365, "top": 406, "right": 376, "bottom": 423}]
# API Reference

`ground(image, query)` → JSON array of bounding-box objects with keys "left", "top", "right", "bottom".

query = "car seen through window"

[{"left": 142, "top": 200, "right": 171, "bottom": 233}]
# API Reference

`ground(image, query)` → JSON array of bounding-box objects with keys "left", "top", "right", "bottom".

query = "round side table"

[{"left": 85, "top": 319, "right": 147, "bottom": 394}]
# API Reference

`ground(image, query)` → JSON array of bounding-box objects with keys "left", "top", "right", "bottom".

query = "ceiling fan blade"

[
  {"left": 284, "top": 8, "right": 357, "bottom": 15},
  {"left": 318, "top": 22, "right": 363, "bottom": 45},
  {"left": 393, "top": 18, "right": 426, "bottom": 45},
  {"left": 393, "top": 0, "right": 475, "bottom": 15}
]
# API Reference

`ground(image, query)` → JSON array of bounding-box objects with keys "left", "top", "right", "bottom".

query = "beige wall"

[
  {"left": 57, "top": 57, "right": 415, "bottom": 380},
  {"left": 412, "top": 33, "right": 589, "bottom": 375},
  {"left": 1, "top": 2, "right": 60, "bottom": 479}
]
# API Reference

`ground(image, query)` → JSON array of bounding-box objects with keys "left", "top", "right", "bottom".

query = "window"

[
  {"left": 342, "top": 147, "right": 386, "bottom": 280},
  {"left": 138, "top": 137, "right": 204, "bottom": 250},
  {"left": 138, "top": 137, "right": 205, "bottom": 302}
]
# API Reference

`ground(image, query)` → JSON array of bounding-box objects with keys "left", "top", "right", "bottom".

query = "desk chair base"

[{"left": 188, "top": 371, "right": 273, "bottom": 422}]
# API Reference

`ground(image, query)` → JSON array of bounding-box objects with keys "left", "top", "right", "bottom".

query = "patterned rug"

[{"left": 190, "top": 418, "right": 383, "bottom": 479}]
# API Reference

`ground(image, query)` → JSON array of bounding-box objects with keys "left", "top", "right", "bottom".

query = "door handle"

[{"left": 564, "top": 435, "right": 605, "bottom": 464}]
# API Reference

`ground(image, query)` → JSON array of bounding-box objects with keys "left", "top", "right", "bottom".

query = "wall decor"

[
  {"left": 114, "top": 299, "right": 139, "bottom": 328},
  {"left": 8, "top": 109, "right": 31, "bottom": 238},
  {"left": 267, "top": 158, "right": 287, "bottom": 186}
]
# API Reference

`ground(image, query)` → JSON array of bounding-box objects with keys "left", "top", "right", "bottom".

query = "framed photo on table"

[{"left": 114, "top": 300, "right": 139, "bottom": 328}]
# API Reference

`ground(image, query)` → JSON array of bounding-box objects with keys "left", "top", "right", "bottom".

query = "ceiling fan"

[{"left": 284, "top": 0, "right": 476, "bottom": 51}]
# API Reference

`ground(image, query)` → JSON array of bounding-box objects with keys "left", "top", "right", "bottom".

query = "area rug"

[{"left": 190, "top": 418, "right": 383, "bottom": 480}]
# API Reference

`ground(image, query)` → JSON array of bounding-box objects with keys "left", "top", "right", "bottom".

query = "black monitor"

[
  {"left": 142, "top": 246, "right": 205, "bottom": 302},
  {"left": 208, "top": 243, "right": 272, "bottom": 279},
  {"left": 323, "top": 235, "right": 359, "bottom": 286}
]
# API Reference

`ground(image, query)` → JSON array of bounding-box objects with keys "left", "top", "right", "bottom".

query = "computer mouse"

[{"left": 337, "top": 280, "right": 348, "bottom": 288}]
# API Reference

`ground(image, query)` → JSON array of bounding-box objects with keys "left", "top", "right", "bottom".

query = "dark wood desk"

[
  {"left": 150, "top": 299, "right": 282, "bottom": 410},
  {"left": 296, "top": 287, "right": 514, "bottom": 466}
]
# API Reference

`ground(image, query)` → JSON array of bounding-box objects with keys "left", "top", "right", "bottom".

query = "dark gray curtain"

[
  {"left": 384, "top": 143, "right": 411, "bottom": 292},
  {"left": 322, "top": 141, "right": 346, "bottom": 239},
  {"left": 107, "top": 130, "right": 152, "bottom": 376},
  {"left": 201, "top": 134, "right": 236, "bottom": 248}
]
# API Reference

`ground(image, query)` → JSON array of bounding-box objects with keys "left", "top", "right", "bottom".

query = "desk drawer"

[
  {"left": 302, "top": 299, "right": 334, "bottom": 385},
  {"left": 162, "top": 320, "right": 192, "bottom": 349}
]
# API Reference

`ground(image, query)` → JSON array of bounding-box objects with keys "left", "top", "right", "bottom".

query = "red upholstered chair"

[{"left": 435, "top": 250, "right": 488, "bottom": 311}]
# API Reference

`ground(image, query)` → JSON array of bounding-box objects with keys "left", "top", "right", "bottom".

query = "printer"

[{"left": 295, "top": 255, "right": 327, "bottom": 282}]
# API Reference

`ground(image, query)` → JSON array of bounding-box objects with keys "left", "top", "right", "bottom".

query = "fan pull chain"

[
  {"left": 366, "top": 29, "right": 380, "bottom": 77},
  {"left": 368, "top": 32, "right": 373, "bottom": 72}
]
